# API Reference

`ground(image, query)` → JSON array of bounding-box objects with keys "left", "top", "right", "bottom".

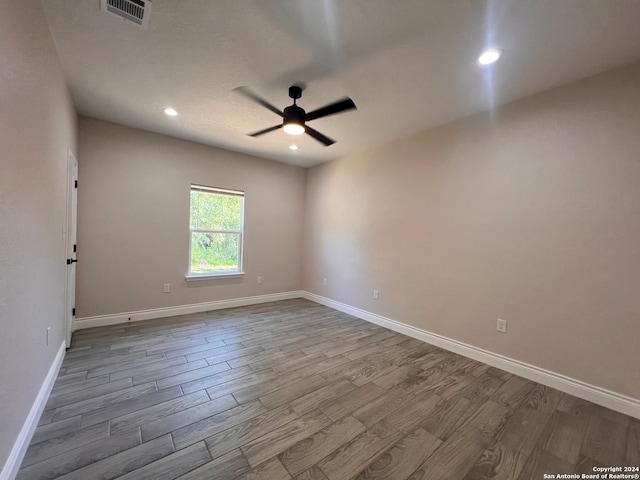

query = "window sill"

[{"left": 185, "top": 272, "right": 245, "bottom": 281}]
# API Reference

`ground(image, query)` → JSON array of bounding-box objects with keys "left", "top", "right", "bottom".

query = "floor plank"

[
  {"left": 352, "top": 427, "right": 441, "bottom": 480},
  {"left": 109, "top": 389, "right": 210, "bottom": 433},
  {"left": 234, "top": 457, "right": 292, "bottom": 480},
  {"left": 280, "top": 415, "right": 366, "bottom": 476},
  {"left": 241, "top": 410, "right": 332, "bottom": 468},
  {"left": 407, "top": 399, "right": 511, "bottom": 479},
  {"left": 317, "top": 421, "right": 402, "bottom": 480},
  {"left": 21, "top": 421, "right": 109, "bottom": 467},
  {"left": 153, "top": 394, "right": 244, "bottom": 445},
  {"left": 17, "top": 427, "right": 141, "bottom": 480},
  {"left": 55, "top": 434, "right": 174, "bottom": 480},
  {"left": 115, "top": 441, "right": 211, "bottom": 480},
  {"left": 204, "top": 404, "right": 299, "bottom": 461},
  {"left": 175, "top": 449, "right": 250, "bottom": 480},
  {"left": 464, "top": 385, "right": 563, "bottom": 480}
]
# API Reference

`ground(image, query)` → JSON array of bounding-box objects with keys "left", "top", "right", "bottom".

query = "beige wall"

[
  {"left": 76, "top": 117, "right": 306, "bottom": 318},
  {"left": 303, "top": 64, "right": 640, "bottom": 400},
  {"left": 0, "top": 0, "right": 77, "bottom": 470}
]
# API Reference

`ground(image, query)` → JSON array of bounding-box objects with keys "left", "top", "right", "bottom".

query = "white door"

[{"left": 65, "top": 149, "right": 78, "bottom": 347}]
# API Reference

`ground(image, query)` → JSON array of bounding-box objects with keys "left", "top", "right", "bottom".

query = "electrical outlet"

[
  {"left": 46, "top": 326, "right": 51, "bottom": 346},
  {"left": 323, "top": 278, "right": 327, "bottom": 286},
  {"left": 163, "top": 283, "right": 171, "bottom": 293},
  {"left": 257, "top": 276, "right": 263, "bottom": 284},
  {"left": 373, "top": 290, "right": 379, "bottom": 300},
  {"left": 497, "top": 318, "right": 507, "bottom": 333}
]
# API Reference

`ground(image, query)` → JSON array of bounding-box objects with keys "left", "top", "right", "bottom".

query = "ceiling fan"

[{"left": 235, "top": 85, "right": 357, "bottom": 146}]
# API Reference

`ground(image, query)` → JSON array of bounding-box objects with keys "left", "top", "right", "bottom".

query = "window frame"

[{"left": 186, "top": 184, "right": 245, "bottom": 280}]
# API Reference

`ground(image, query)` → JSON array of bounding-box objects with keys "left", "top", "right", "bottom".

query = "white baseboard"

[
  {"left": 302, "top": 291, "right": 640, "bottom": 420},
  {"left": 74, "top": 291, "right": 305, "bottom": 330},
  {"left": 1, "top": 340, "right": 66, "bottom": 480}
]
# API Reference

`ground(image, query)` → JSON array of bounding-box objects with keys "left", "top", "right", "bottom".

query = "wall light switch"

[
  {"left": 373, "top": 290, "right": 379, "bottom": 300},
  {"left": 497, "top": 318, "right": 507, "bottom": 333},
  {"left": 257, "top": 276, "right": 263, "bottom": 284},
  {"left": 163, "top": 283, "right": 171, "bottom": 293},
  {"left": 323, "top": 278, "right": 327, "bottom": 286}
]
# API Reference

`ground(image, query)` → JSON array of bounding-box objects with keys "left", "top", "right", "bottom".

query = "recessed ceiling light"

[
  {"left": 478, "top": 48, "right": 503, "bottom": 65},
  {"left": 289, "top": 145, "right": 299, "bottom": 151},
  {"left": 163, "top": 107, "right": 178, "bottom": 116}
]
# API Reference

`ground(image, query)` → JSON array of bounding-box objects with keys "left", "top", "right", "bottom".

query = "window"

[{"left": 188, "top": 185, "right": 244, "bottom": 277}]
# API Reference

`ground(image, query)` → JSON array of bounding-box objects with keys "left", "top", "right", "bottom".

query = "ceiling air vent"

[{"left": 100, "top": 0, "right": 152, "bottom": 28}]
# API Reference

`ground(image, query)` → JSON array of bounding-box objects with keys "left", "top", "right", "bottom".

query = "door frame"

[{"left": 64, "top": 148, "right": 78, "bottom": 347}]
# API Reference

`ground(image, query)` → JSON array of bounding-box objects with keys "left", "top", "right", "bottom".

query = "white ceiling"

[{"left": 42, "top": 0, "right": 640, "bottom": 168}]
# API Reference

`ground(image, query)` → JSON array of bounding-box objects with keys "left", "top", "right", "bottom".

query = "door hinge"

[
  {"left": 72, "top": 308, "right": 76, "bottom": 316},
  {"left": 74, "top": 180, "right": 78, "bottom": 188}
]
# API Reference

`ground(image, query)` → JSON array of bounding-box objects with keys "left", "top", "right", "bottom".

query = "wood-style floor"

[{"left": 18, "top": 299, "right": 638, "bottom": 480}]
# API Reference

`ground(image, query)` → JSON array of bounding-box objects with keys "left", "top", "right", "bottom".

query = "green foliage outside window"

[{"left": 190, "top": 189, "right": 243, "bottom": 273}]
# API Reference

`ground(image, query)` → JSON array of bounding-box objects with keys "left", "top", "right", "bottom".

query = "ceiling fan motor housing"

[{"left": 283, "top": 104, "right": 305, "bottom": 128}]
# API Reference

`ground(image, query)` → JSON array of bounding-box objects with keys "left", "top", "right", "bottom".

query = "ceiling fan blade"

[
  {"left": 248, "top": 124, "right": 283, "bottom": 137},
  {"left": 305, "top": 126, "right": 335, "bottom": 146},
  {"left": 305, "top": 97, "right": 357, "bottom": 122},
  {"left": 234, "top": 87, "right": 284, "bottom": 118}
]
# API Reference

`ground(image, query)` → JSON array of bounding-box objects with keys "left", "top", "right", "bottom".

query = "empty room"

[{"left": 1, "top": 1, "right": 639, "bottom": 479}]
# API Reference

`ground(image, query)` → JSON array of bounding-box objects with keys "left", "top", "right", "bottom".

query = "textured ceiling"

[{"left": 42, "top": 0, "right": 640, "bottom": 167}]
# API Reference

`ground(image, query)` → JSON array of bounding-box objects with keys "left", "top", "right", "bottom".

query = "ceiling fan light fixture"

[
  {"left": 283, "top": 122, "right": 305, "bottom": 135},
  {"left": 478, "top": 48, "right": 503, "bottom": 65},
  {"left": 283, "top": 103, "right": 306, "bottom": 135}
]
